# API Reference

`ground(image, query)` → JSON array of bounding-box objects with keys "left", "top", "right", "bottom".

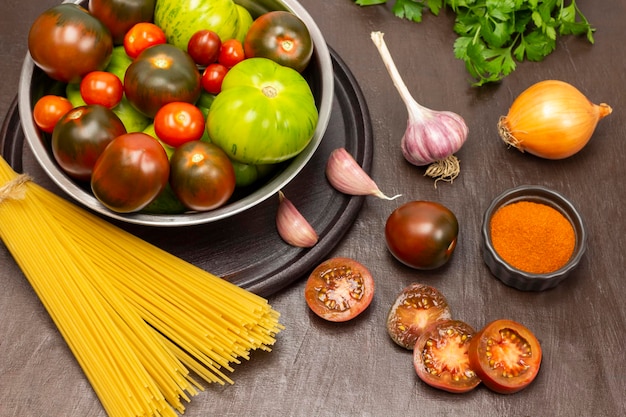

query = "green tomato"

[
  {"left": 234, "top": 5, "right": 253, "bottom": 43},
  {"left": 104, "top": 45, "right": 133, "bottom": 82},
  {"left": 141, "top": 182, "right": 187, "bottom": 214},
  {"left": 154, "top": 0, "right": 240, "bottom": 51},
  {"left": 143, "top": 123, "right": 175, "bottom": 159},
  {"left": 231, "top": 160, "right": 276, "bottom": 188},
  {"left": 207, "top": 57, "right": 318, "bottom": 164}
]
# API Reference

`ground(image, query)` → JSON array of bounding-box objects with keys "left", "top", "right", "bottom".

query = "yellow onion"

[{"left": 498, "top": 80, "right": 612, "bottom": 159}]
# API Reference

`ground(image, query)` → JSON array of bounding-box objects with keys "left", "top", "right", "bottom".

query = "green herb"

[{"left": 355, "top": 0, "right": 595, "bottom": 86}]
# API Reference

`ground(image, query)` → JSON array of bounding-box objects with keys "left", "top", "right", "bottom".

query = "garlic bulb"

[{"left": 371, "top": 31, "right": 468, "bottom": 184}]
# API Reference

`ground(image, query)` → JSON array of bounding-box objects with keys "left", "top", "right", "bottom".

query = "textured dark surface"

[{"left": 1, "top": 1, "right": 625, "bottom": 416}]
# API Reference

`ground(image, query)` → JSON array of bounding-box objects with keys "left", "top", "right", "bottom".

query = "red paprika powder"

[{"left": 489, "top": 201, "right": 575, "bottom": 274}]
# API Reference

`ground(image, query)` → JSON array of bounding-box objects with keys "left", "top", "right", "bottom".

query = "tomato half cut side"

[
  {"left": 386, "top": 283, "right": 452, "bottom": 350},
  {"left": 468, "top": 319, "right": 542, "bottom": 394},
  {"left": 413, "top": 319, "right": 481, "bottom": 394},
  {"left": 304, "top": 258, "right": 374, "bottom": 322}
]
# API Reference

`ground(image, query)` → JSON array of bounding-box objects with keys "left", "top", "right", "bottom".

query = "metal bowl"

[
  {"left": 481, "top": 185, "right": 587, "bottom": 291},
  {"left": 18, "top": 0, "right": 333, "bottom": 227}
]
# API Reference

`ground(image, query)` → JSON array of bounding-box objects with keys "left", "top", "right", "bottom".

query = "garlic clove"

[
  {"left": 276, "top": 191, "right": 318, "bottom": 248},
  {"left": 326, "top": 147, "right": 401, "bottom": 200}
]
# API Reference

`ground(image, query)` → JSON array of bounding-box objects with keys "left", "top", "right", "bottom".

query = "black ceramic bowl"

[{"left": 481, "top": 185, "right": 587, "bottom": 291}]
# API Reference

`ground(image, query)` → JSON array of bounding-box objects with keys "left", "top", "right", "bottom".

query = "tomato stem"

[{"left": 262, "top": 85, "right": 278, "bottom": 98}]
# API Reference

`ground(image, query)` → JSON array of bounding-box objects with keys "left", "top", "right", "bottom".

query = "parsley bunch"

[{"left": 355, "top": 0, "right": 595, "bottom": 85}]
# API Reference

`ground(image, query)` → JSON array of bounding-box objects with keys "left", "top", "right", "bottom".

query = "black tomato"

[
  {"left": 89, "top": 0, "right": 155, "bottom": 45},
  {"left": 304, "top": 258, "right": 374, "bottom": 322},
  {"left": 169, "top": 141, "right": 236, "bottom": 212},
  {"left": 243, "top": 11, "right": 313, "bottom": 72},
  {"left": 124, "top": 43, "right": 201, "bottom": 118},
  {"left": 385, "top": 201, "right": 459, "bottom": 270},
  {"left": 28, "top": 3, "right": 113, "bottom": 83},
  {"left": 468, "top": 319, "right": 542, "bottom": 394},
  {"left": 413, "top": 319, "right": 481, "bottom": 394},
  {"left": 91, "top": 132, "right": 170, "bottom": 213},
  {"left": 386, "top": 283, "right": 452, "bottom": 350},
  {"left": 52, "top": 105, "right": 126, "bottom": 181}
]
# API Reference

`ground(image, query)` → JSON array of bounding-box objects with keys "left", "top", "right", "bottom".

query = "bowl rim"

[
  {"left": 18, "top": 0, "right": 334, "bottom": 227},
  {"left": 481, "top": 184, "right": 587, "bottom": 281}
]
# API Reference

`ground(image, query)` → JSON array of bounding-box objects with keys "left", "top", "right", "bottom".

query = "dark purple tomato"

[
  {"left": 51, "top": 105, "right": 126, "bottom": 181},
  {"left": 385, "top": 201, "right": 459, "bottom": 270},
  {"left": 124, "top": 43, "right": 201, "bottom": 118},
  {"left": 28, "top": 3, "right": 113, "bottom": 83},
  {"left": 304, "top": 257, "right": 375, "bottom": 322},
  {"left": 169, "top": 141, "right": 236, "bottom": 211},
  {"left": 244, "top": 11, "right": 313, "bottom": 72},
  {"left": 386, "top": 283, "right": 452, "bottom": 350},
  {"left": 413, "top": 319, "right": 481, "bottom": 394},
  {"left": 187, "top": 30, "right": 222, "bottom": 67},
  {"left": 89, "top": 0, "right": 155, "bottom": 45},
  {"left": 91, "top": 132, "right": 170, "bottom": 213}
]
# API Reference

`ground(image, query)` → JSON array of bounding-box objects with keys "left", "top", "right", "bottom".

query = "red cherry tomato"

[
  {"left": 218, "top": 39, "right": 245, "bottom": 68},
  {"left": 187, "top": 30, "right": 222, "bottom": 66},
  {"left": 123, "top": 22, "right": 166, "bottom": 59},
  {"left": 201, "top": 63, "right": 229, "bottom": 94},
  {"left": 385, "top": 201, "right": 459, "bottom": 270},
  {"left": 386, "top": 283, "right": 452, "bottom": 350},
  {"left": 33, "top": 95, "right": 74, "bottom": 133},
  {"left": 153, "top": 102, "right": 205, "bottom": 147},
  {"left": 169, "top": 141, "right": 236, "bottom": 211},
  {"left": 468, "top": 319, "right": 542, "bottom": 394},
  {"left": 304, "top": 257, "right": 375, "bottom": 322},
  {"left": 80, "top": 71, "right": 124, "bottom": 108},
  {"left": 413, "top": 319, "right": 481, "bottom": 394}
]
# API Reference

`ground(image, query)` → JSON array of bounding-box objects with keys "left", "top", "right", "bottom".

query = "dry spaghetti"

[{"left": 0, "top": 155, "right": 283, "bottom": 417}]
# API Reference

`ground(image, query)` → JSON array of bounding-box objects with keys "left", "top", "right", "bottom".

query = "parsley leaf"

[{"left": 354, "top": 0, "right": 595, "bottom": 85}]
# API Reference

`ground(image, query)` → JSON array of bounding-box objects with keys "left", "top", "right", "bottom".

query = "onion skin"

[{"left": 498, "top": 80, "right": 612, "bottom": 159}]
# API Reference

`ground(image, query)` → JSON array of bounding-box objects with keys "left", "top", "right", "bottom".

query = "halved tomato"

[
  {"left": 413, "top": 319, "right": 481, "bottom": 394},
  {"left": 468, "top": 319, "right": 542, "bottom": 394},
  {"left": 386, "top": 283, "right": 452, "bottom": 350},
  {"left": 304, "top": 258, "right": 374, "bottom": 322}
]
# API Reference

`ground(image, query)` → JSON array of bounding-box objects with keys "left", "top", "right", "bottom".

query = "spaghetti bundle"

[{"left": 0, "top": 155, "right": 283, "bottom": 416}]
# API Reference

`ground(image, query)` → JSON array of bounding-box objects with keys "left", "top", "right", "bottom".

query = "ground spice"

[{"left": 489, "top": 201, "right": 575, "bottom": 274}]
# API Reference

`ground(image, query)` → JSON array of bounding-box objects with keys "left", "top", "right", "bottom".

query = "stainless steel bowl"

[
  {"left": 481, "top": 185, "right": 587, "bottom": 291},
  {"left": 18, "top": 0, "right": 333, "bottom": 226}
]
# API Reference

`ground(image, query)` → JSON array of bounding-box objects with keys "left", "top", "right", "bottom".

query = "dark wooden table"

[{"left": 1, "top": 1, "right": 625, "bottom": 416}]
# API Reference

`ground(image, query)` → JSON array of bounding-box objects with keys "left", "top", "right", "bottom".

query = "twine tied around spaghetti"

[{"left": 0, "top": 174, "right": 32, "bottom": 204}]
